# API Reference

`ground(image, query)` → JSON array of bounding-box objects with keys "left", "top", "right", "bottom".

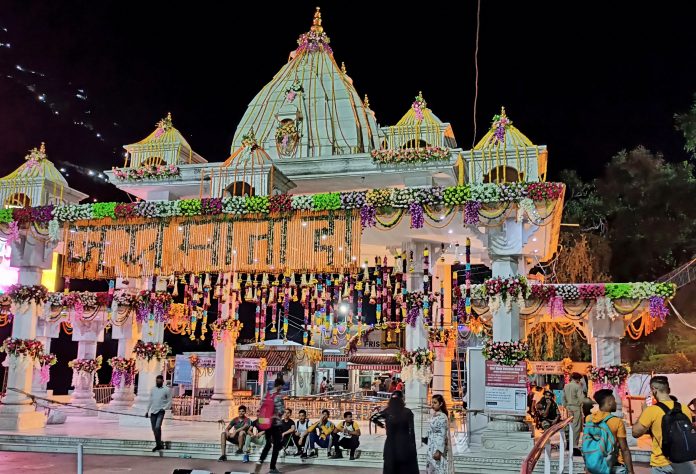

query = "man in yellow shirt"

[
  {"left": 632, "top": 376, "right": 695, "bottom": 474},
  {"left": 584, "top": 389, "right": 634, "bottom": 474}
]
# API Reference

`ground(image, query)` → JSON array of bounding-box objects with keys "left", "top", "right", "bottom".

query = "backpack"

[
  {"left": 581, "top": 414, "right": 617, "bottom": 474},
  {"left": 257, "top": 392, "right": 275, "bottom": 431},
  {"left": 656, "top": 401, "right": 696, "bottom": 463}
]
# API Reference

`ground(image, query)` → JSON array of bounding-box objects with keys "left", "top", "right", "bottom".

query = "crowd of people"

[{"left": 528, "top": 374, "right": 696, "bottom": 474}]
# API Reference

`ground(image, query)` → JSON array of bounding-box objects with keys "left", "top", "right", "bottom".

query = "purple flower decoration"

[
  {"left": 409, "top": 202, "right": 424, "bottom": 229},
  {"left": 360, "top": 205, "right": 376, "bottom": 228},
  {"left": 649, "top": 296, "right": 669, "bottom": 321},
  {"left": 406, "top": 306, "right": 420, "bottom": 327},
  {"left": 201, "top": 198, "right": 223, "bottom": 215},
  {"left": 464, "top": 201, "right": 482, "bottom": 224}
]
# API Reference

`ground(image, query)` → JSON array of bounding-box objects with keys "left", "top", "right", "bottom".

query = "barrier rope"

[{"left": 2, "top": 387, "right": 226, "bottom": 427}]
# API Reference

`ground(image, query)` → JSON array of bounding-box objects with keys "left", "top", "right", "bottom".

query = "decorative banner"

[
  {"left": 484, "top": 361, "right": 528, "bottom": 415},
  {"left": 527, "top": 361, "right": 591, "bottom": 375},
  {"left": 63, "top": 211, "right": 361, "bottom": 279}
]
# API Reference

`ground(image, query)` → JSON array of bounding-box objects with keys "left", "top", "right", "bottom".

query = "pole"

[{"left": 77, "top": 443, "right": 83, "bottom": 474}]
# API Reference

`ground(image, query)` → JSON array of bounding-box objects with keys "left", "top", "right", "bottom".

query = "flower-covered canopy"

[{"left": 123, "top": 112, "right": 207, "bottom": 168}]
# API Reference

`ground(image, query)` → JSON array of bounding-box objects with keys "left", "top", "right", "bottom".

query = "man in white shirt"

[{"left": 146, "top": 375, "right": 171, "bottom": 451}]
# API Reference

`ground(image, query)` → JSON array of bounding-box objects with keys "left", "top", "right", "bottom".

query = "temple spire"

[{"left": 311, "top": 7, "right": 324, "bottom": 34}]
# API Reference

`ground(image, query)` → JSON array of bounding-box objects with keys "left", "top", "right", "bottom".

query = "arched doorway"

[{"left": 483, "top": 166, "right": 524, "bottom": 184}]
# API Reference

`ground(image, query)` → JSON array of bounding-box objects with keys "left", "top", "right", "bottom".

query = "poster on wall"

[{"left": 484, "top": 361, "right": 528, "bottom": 415}]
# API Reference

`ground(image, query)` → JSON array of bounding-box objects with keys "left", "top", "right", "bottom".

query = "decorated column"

[
  {"left": 120, "top": 276, "right": 171, "bottom": 427},
  {"left": 201, "top": 272, "right": 242, "bottom": 421},
  {"left": 0, "top": 231, "right": 54, "bottom": 430},
  {"left": 481, "top": 218, "right": 534, "bottom": 454},
  {"left": 402, "top": 240, "right": 432, "bottom": 439},
  {"left": 68, "top": 318, "right": 106, "bottom": 416},
  {"left": 431, "top": 261, "right": 454, "bottom": 407},
  {"left": 587, "top": 310, "right": 626, "bottom": 415},
  {"left": 102, "top": 279, "right": 141, "bottom": 419},
  {"left": 31, "top": 317, "right": 60, "bottom": 406}
]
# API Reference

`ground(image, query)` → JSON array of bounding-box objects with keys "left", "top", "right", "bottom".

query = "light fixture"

[
  {"left": 88, "top": 170, "right": 94, "bottom": 176},
  {"left": 339, "top": 303, "right": 349, "bottom": 315},
  {"left": 448, "top": 229, "right": 453, "bottom": 234},
  {"left": 338, "top": 246, "right": 343, "bottom": 251},
  {"left": 301, "top": 221, "right": 307, "bottom": 227},
  {"left": 532, "top": 237, "right": 537, "bottom": 242}
]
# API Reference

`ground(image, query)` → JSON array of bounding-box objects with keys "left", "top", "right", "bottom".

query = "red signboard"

[{"left": 485, "top": 361, "right": 528, "bottom": 387}]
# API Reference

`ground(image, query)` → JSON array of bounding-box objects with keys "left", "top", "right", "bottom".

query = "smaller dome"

[
  {"left": 0, "top": 142, "right": 68, "bottom": 186},
  {"left": 473, "top": 107, "right": 534, "bottom": 150}
]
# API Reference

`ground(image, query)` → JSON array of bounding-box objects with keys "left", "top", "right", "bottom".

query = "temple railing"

[
  {"left": 520, "top": 416, "right": 573, "bottom": 474},
  {"left": 93, "top": 385, "right": 114, "bottom": 405}
]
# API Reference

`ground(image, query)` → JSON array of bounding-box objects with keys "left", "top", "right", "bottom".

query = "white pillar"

[
  {"left": 403, "top": 240, "right": 430, "bottom": 441},
  {"left": 200, "top": 331, "right": 238, "bottom": 420},
  {"left": 32, "top": 318, "right": 60, "bottom": 401},
  {"left": 588, "top": 311, "right": 624, "bottom": 413},
  {"left": 68, "top": 339, "right": 99, "bottom": 416},
  {"left": 120, "top": 276, "right": 168, "bottom": 427},
  {"left": 480, "top": 219, "right": 534, "bottom": 454},
  {"left": 0, "top": 263, "right": 47, "bottom": 430},
  {"left": 431, "top": 262, "right": 453, "bottom": 407}
]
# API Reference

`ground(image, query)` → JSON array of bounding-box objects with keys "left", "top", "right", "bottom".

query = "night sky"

[{"left": 2, "top": 1, "right": 696, "bottom": 203}]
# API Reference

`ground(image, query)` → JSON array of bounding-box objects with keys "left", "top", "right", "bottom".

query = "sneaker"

[
  {"left": 269, "top": 470, "right": 281, "bottom": 474},
  {"left": 235, "top": 448, "right": 244, "bottom": 455},
  {"left": 151, "top": 446, "right": 160, "bottom": 452},
  {"left": 218, "top": 454, "right": 227, "bottom": 462},
  {"left": 300, "top": 452, "right": 308, "bottom": 459},
  {"left": 242, "top": 454, "right": 250, "bottom": 463},
  {"left": 308, "top": 450, "right": 318, "bottom": 458},
  {"left": 349, "top": 454, "right": 355, "bottom": 460},
  {"left": 572, "top": 448, "right": 582, "bottom": 457}
]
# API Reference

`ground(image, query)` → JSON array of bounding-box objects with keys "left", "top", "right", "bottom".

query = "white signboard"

[{"left": 484, "top": 361, "right": 528, "bottom": 416}]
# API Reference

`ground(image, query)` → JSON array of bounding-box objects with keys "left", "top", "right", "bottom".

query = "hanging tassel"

[
  {"left": 262, "top": 273, "right": 269, "bottom": 288},
  {"left": 290, "top": 272, "right": 297, "bottom": 287},
  {"left": 232, "top": 272, "right": 240, "bottom": 291},
  {"left": 172, "top": 280, "right": 179, "bottom": 297},
  {"left": 363, "top": 262, "right": 369, "bottom": 280},
  {"left": 245, "top": 273, "right": 253, "bottom": 286},
  {"left": 204, "top": 273, "right": 211, "bottom": 289},
  {"left": 301, "top": 273, "right": 308, "bottom": 287},
  {"left": 343, "top": 281, "right": 350, "bottom": 298},
  {"left": 245, "top": 287, "right": 253, "bottom": 301},
  {"left": 393, "top": 281, "right": 400, "bottom": 298}
]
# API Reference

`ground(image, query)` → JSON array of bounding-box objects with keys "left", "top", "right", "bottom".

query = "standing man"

[
  {"left": 583, "top": 389, "right": 635, "bottom": 474},
  {"left": 219, "top": 405, "right": 252, "bottom": 461},
  {"left": 256, "top": 378, "right": 285, "bottom": 474},
  {"left": 145, "top": 374, "right": 171, "bottom": 452},
  {"left": 632, "top": 376, "right": 695, "bottom": 474},
  {"left": 320, "top": 377, "right": 328, "bottom": 394},
  {"left": 564, "top": 372, "right": 584, "bottom": 456}
]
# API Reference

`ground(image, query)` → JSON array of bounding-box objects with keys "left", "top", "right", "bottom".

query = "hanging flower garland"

[
  {"left": 108, "top": 357, "right": 136, "bottom": 387},
  {"left": 2, "top": 337, "right": 44, "bottom": 359},
  {"left": 112, "top": 164, "right": 181, "bottom": 182},
  {"left": 343, "top": 326, "right": 375, "bottom": 356},
  {"left": 210, "top": 318, "right": 243, "bottom": 347},
  {"left": 371, "top": 146, "right": 451, "bottom": 165},
  {"left": 482, "top": 339, "right": 529, "bottom": 367},
  {"left": 133, "top": 340, "right": 171, "bottom": 361},
  {"left": 588, "top": 364, "right": 630, "bottom": 389},
  {"left": 397, "top": 348, "right": 434, "bottom": 384},
  {"left": 38, "top": 353, "right": 57, "bottom": 384},
  {"left": 285, "top": 81, "right": 304, "bottom": 102},
  {"left": 8, "top": 284, "right": 49, "bottom": 306},
  {"left": 69, "top": 355, "right": 102, "bottom": 374},
  {"left": 428, "top": 326, "right": 454, "bottom": 346},
  {"left": 561, "top": 357, "right": 574, "bottom": 384},
  {"left": 134, "top": 291, "right": 173, "bottom": 324},
  {"left": 489, "top": 109, "right": 512, "bottom": 145}
]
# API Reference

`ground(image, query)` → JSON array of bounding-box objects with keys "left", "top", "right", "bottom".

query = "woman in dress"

[
  {"left": 370, "top": 390, "right": 419, "bottom": 474},
  {"left": 425, "top": 394, "right": 455, "bottom": 474}
]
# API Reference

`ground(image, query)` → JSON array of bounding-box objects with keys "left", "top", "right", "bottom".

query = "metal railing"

[
  {"left": 230, "top": 393, "right": 385, "bottom": 421},
  {"left": 520, "top": 417, "right": 573, "bottom": 474},
  {"left": 93, "top": 385, "right": 114, "bottom": 405},
  {"left": 171, "top": 396, "right": 210, "bottom": 417}
]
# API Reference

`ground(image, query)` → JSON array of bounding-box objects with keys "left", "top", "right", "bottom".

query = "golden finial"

[
  {"left": 311, "top": 7, "right": 323, "bottom": 34},
  {"left": 167, "top": 111, "right": 172, "bottom": 121},
  {"left": 341, "top": 62, "right": 347, "bottom": 74},
  {"left": 500, "top": 106, "right": 506, "bottom": 118},
  {"left": 39, "top": 142, "right": 46, "bottom": 154},
  {"left": 364, "top": 94, "right": 370, "bottom": 108}
]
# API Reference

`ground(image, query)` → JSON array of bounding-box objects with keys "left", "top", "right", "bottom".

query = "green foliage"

[
  {"left": 561, "top": 147, "right": 696, "bottom": 281},
  {"left": 643, "top": 344, "right": 658, "bottom": 360},
  {"left": 667, "top": 331, "right": 682, "bottom": 353},
  {"left": 675, "top": 93, "right": 696, "bottom": 157},
  {"left": 633, "top": 352, "right": 693, "bottom": 373}
]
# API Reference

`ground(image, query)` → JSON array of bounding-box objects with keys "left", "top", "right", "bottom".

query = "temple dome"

[{"left": 230, "top": 7, "right": 378, "bottom": 159}]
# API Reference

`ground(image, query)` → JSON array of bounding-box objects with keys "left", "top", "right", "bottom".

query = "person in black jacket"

[{"left": 370, "top": 390, "right": 419, "bottom": 474}]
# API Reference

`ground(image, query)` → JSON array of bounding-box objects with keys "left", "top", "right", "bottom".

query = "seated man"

[
  {"left": 331, "top": 411, "right": 361, "bottom": 460},
  {"left": 219, "top": 405, "right": 252, "bottom": 461},
  {"left": 537, "top": 391, "right": 560, "bottom": 430},
  {"left": 279, "top": 408, "right": 296, "bottom": 454},
  {"left": 300, "top": 409, "right": 335, "bottom": 458},
  {"left": 241, "top": 416, "right": 266, "bottom": 463},
  {"left": 293, "top": 409, "right": 311, "bottom": 456}
]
